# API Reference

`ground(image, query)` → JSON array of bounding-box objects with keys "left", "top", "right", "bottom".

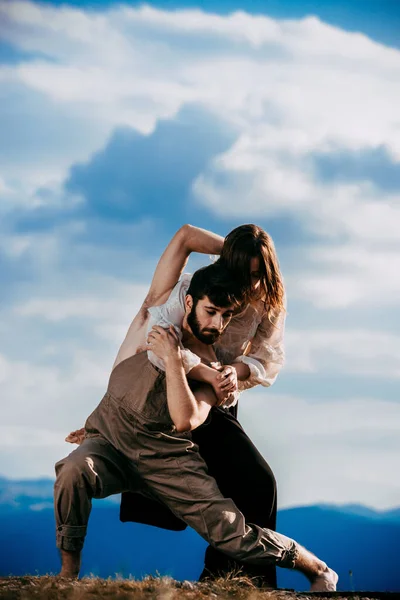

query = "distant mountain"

[
  {"left": 0, "top": 476, "right": 399, "bottom": 591},
  {"left": 307, "top": 503, "right": 400, "bottom": 523},
  {"left": 275, "top": 504, "right": 399, "bottom": 592},
  {"left": 0, "top": 476, "right": 120, "bottom": 512},
  {"left": 0, "top": 476, "right": 55, "bottom": 510},
  {"left": 384, "top": 507, "right": 400, "bottom": 521}
]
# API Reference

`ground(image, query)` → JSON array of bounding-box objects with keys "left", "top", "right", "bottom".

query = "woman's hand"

[
  {"left": 216, "top": 365, "right": 238, "bottom": 394},
  {"left": 209, "top": 363, "right": 238, "bottom": 407},
  {"left": 147, "top": 325, "right": 181, "bottom": 362},
  {"left": 65, "top": 428, "right": 85, "bottom": 445}
]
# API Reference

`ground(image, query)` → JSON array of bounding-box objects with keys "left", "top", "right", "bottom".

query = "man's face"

[{"left": 187, "top": 295, "right": 235, "bottom": 345}]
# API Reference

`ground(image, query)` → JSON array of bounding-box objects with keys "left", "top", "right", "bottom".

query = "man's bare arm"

[
  {"left": 165, "top": 354, "right": 216, "bottom": 432},
  {"left": 149, "top": 325, "right": 217, "bottom": 431},
  {"left": 65, "top": 328, "right": 219, "bottom": 445}
]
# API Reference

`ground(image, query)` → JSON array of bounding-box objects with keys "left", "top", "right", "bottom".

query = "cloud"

[
  {"left": 311, "top": 146, "right": 400, "bottom": 193},
  {"left": 2, "top": 2, "right": 399, "bottom": 186},
  {"left": 0, "top": 76, "right": 110, "bottom": 204},
  {"left": 1, "top": 0, "right": 399, "bottom": 511},
  {"left": 13, "top": 283, "right": 149, "bottom": 323},
  {"left": 64, "top": 105, "right": 237, "bottom": 226},
  {"left": 240, "top": 391, "right": 400, "bottom": 509},
  {"left": 286, "top": 243, "right": 400, "bottom": 309},
  {"left": 285, "top": 329, "right": 400, "bottom": 378},
  {"left": 2, "top": 3, "right": 399, "bottom": 260},
  {"left": 192, "top": 141, "right": 400, "bottom": 243},
  {"left": 0, "top": 348, "right": 111, "bottom": 484}
]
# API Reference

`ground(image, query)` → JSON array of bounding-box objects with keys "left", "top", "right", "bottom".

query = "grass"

[{"left": 0, "top": 576, "right": 396, "bottom": 600}]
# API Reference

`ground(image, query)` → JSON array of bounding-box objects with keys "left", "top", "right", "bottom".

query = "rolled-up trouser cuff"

[
  {"left": 56, "top": 525, "right": 87, "bottom": 552},
  {"left": 278, "top": 540, "right": 300, "bottom": 569}
]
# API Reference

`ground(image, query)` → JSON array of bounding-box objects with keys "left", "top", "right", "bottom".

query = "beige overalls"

[{"left": 54, "top": 351, "right": 299, "bottom": 569}]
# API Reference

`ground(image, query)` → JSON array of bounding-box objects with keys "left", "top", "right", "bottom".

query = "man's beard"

[{"left": 187, "top": 304, "right": 221, "bottom": 345}]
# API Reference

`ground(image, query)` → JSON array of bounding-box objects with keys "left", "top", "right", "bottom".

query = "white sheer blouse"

[{"left": 146, "top": 273, "right": 286, "bottom": 397}]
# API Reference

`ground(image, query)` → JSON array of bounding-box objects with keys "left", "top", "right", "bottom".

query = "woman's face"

[{"left": 250, "top": 256, "right": 262, "bottom": 293}]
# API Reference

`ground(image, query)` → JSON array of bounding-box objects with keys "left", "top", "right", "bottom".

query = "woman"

[
  {"left": 143, "top": 223, "right": 286, "bottom": 401},
  {"left": 67, "top": 223, "right": 286, "bottom": 587}
]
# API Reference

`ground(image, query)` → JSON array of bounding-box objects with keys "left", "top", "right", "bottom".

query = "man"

[
  {"left": 119, "top": 281, "right": 278, "bottom": 586},
  {"left": 55, "top": 263, "right": 338, "bottom": 591}
]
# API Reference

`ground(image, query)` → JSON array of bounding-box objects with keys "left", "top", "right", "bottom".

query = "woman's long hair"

[{"left": 217, "top": 224, "right": 285, "bottom": 323}]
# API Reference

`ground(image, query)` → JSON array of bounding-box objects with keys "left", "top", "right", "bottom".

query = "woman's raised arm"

[
  {"left": 113, "top": 224, "right": 223, "bottom": 370},
  {"left": 143, "top": 224, "right": 224, "bottom": 309}
]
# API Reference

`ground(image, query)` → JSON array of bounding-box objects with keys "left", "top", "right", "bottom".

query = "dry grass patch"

[{"left": 0, "top": 576, "right": 391, "bottom": 600}]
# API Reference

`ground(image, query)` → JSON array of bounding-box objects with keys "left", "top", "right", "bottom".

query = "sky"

[{"left": 0, "top": 0, "right": 399, "bottom": 511}]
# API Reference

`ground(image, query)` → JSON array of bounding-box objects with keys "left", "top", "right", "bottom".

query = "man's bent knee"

[{"left": 55, "top": 454, "right": 97, "bottom": 491}]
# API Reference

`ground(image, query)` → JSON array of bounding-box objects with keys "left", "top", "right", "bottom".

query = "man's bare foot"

[
  {"left": 292, "top": 545, "right": 338, "bottom": 591},
  {"left": 59, "top": 549, "right": 81, "bottom": 579},
  {"left": 310, "top": 566, "right": 339, "bottom": 591}
]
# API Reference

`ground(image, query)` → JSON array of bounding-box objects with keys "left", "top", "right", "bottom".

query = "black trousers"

[{"left": 120, "top": 406, "right": 277, "bottom": 587}]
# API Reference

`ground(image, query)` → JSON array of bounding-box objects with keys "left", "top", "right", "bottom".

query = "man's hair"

[{"left": 186, "top": 263, "right": 244, "bottom": 309}]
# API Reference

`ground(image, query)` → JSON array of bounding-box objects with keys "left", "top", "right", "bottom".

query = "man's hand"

[
  {"left": 209, "top": 363, "right": 238, "bottom": 407},
  {"left": 147, "top": 325, "right": 181, "bottom": 362},
  {"left": 65, "top": 428, "right": 85, "bottom": 445}
]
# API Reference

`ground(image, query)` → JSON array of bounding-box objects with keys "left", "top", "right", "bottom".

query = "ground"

[{"left": 0, "top": 577, "right": 396, "bottom": 600}]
